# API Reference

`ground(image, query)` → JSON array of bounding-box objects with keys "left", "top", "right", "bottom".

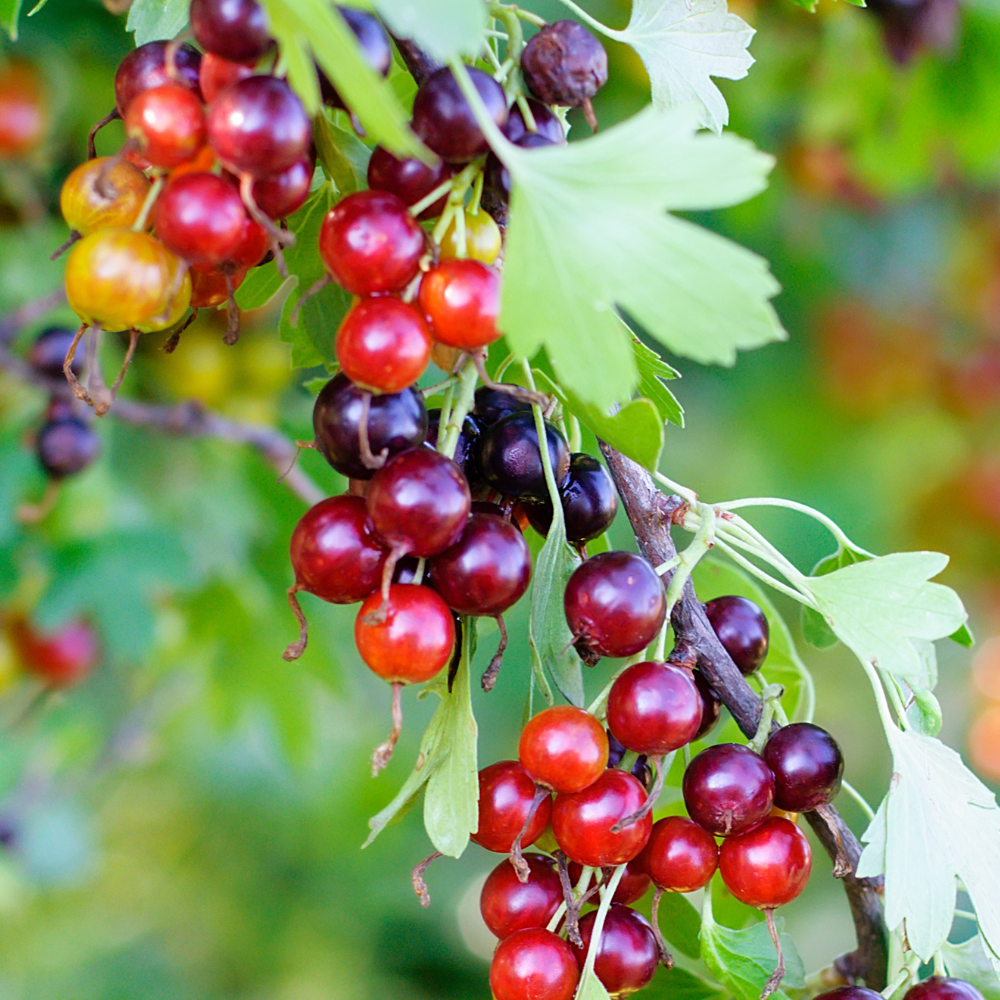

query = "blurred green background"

[{"left": 0, "top": 0, "right": 998, "bottom": 996}]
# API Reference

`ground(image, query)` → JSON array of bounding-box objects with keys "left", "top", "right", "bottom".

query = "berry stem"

[
  {"left": 509, "top": 784, "right": 550, "bottom": 882},
  {"left": 371, "top": 681, "right": 404, "bottom": 776},
  {"left": 749, "top": 683, "right": 785, "bottom": 754},
  {"left": 662, "top": 503, "right": 715, "bottom": 621},
  {"left": 437, "top": 356, "right": 478, "bottom": 460},
  {"left": 282, "top": 585, "right": 309, "bottom": 660},
  {"left": 610, "top": 751, "right": 671, "bottom": 832},
  {"left": 131, "top": 175, "right": 164, "bottom": 233},
  {"left": 840, "top": 780, "right": 877, "bottom": 823},
  {"left": 555, "top": 852, "right": 585, "bottom": 947},
  {"left": 411, "top": 850, "right": 443, "bottom": 908},
  {"left": 761, "top": 908, "right": 785, "bottom": 1000},
  {"left": 579, "top": 863, "right": 627, "bottom": 986},
  {"left": 650, "top": 889, "right": 674, "bottom": 969}
]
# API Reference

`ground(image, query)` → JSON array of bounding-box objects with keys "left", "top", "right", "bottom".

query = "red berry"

[
  {"left": 704, "top": 595, "right": 769, "bottom": 675},
  {"left": 0, "top": 61, "right": 47, "bottom": 157},
  {"left": 481, "top": 854, "right": 563, "bottom": 939},
  {"left": 114, "top": 41, "right": 202, "bottom": 117},
  {"left": 607, "top": 661, "right": 703, "bottom": 755},
  {"left": 568, "top": 857, "right": 651, "bottom": 905},
  {"left": 490, "top": 928, "right": 579, "bottom": 1000},
  {"left": 10, "top": 617, "right": 99, "bottom": 687},
  {"left": 367, "top": 144, "right": 453, "bottom": 219},
  {"left": 335, "top": 297, "right": 431, "bottom": 395},
  {"left": 418, "top": 259, "right": 501, "bottom": 350},
  {"left": 682, "top": 743, "right": 775, "bottom": 837},
  {"left": 519, "top": 705, "right": 608, "bottom": 793},
  {"left": 762, "top": 723, "right": 845, "bottom": 813},
  {"left": 354, "top": 584, "right": 455, "bottom": 685},
  {"left": 903, "top": 979, "right": 986, "bottom": 1000},
  {"left": 225, "top": 214, "right": 269, "bottom": 270},
  {"left": 189, "top": 264, "right": 246, "bottom": 308},
  {"left": 552, "top": 769, "right": 652, "bottom": 867},
  {"left": 154, "top": 172, "right": 248, "bottom": 266},
  {"left": 640, "top": 815, "right": 718, "bottom": 893},
  {"left": 472, "top": 760, "right": 552, "bottom": 853},
  {"left": 249, "top": 155, "right": 313, "bottom": 219},
  {"left": 198, "top": 52, "right": 256, "bottom": 105},
  {"left": 571, "top": 905, "right": 659, "bottom": 997},
  {"left": 718, "top": 817, "right": 812, "bottom": 908},
  {"left": 318, "top": 190, "right": 425, "bottom": 296},
  {"left": 125, "top": 84, "right": 206, "bottom": 170}
]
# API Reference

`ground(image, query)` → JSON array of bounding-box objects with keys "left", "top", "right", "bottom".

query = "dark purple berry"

[
  {"left": 763, "top": 722, "right": 844, "bottom": 812},
  {"left": 473, "top": 385, "right": 532, "bottom": 427},
  {"left": 521, "top": 20, "right": 608, "bottom": 109},
  {"left": 503, "top": 99, "right": 566, "bottom": 144},
  {"left": 903, "top": 979, "right": 985, "bottom": 1000},
  {"left": 189, "top": 0, "right": 274, "bottom": 62},
  {"left": 425, "top": 408, "right": 481, "bottom": 485},
  {"left": 28, "top": 327, "right": 83, "bottom": 378},
  {"left": 682, "top": 743, "right": 774, "bottom": 837},
  {"left": 524, "top": 453, "right": 618, "bottom": 544},
  {"left": 36, "top": 417, "right": 100, "bottom": 479},
  {"left": 114, "top": 41, "right": 202, "bottom": 117},
  {"left": 704, "top": 595, "right": 769, "bottom": 675},
  {"left": 476, "top": 410, "right": 570, "bottom": 500},
  {"left": 320, "top": 8, "right": 392, "bottom": 107}
]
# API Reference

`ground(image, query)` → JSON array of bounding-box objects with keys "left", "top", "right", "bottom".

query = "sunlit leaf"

[
  {"left": 374, "top": 0, "right": 487, "bottom": 61},
  {"left": 125, "top": 0, "right": 188, "bottom": 44}
]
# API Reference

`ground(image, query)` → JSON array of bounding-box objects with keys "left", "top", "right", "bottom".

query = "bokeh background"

[{"left": 0, "top": 0, "right": 998, "bottom": 996}]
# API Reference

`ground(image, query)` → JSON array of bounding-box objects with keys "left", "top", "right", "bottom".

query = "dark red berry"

[
  {"left": 640, "top": 815, "right": 718, "bottom": 893},
  {"left": 125, "top": 83, "right": 206, "bottom": 169},
  {"left": 903, "top": 979, "right": 986, "bottom": 1000},
  {"left": 477, "top": 410, "right": 570, "bottom": 500},
  {"left": 692, "top": 669, "right": 722, "bottom": 740},
  {"left": 607, "top": 661, "right": 702, "bottom": 755},
  {"left": 472, "top": 760, "right": 552, "bottom": 853},
  {"left": 114, "top": 41, "right": 202, "bottom": 117},
  {"left": 718, "top": 817, "right": 812, "bottom": 908},
  {"left": 564, "top": 551, "right": 666, "bottom": 660},
  {"left": 226, "top": 213, "right": 270, "bottom": 270},
  {"left": 198, "top": 51, "right": 255, "bottom": 105},
  {"left": 189, "top": 0, "right": 273, "bottom": 62},
  {"left": 682, "top": 743, "right": 775, "bottom": 837},
  {"left": 524, "top": 453, "right": 618, "bottom": 545},
  {"left": 153, "top": 172, "right": 248, "bottom": 266},
  {"left": 519, "top": 705, "right": 608, "bottom": 794},
  {"left": 367, "top": 145, "right": 453, "bottom": 219},
  {"left": 424, "top": 409, "right": 481, "bottom": 483},
  {"left": 481, "top": 854, "right": 563, "bottom": 939},
  {"left": 817, "top": 990, "right": 890, "bottom": 1000},
  {"left": 762, "top": 723, "right": 844, "bottom": 812},
  {"left": 473, "top": 385, "right": 532, "bottom": 426},
  {"left": 485, "top": 132, "right": 557, "bottom": 203},
  {"left": 10, "top": 617, "right": 99, "bottom": 687},
  {"left": 521, "top": 20, "right": 608, "bottom": 108},
  {"left": 249, "top": 155, "right": 314, "bottom": 219},
  {"left": 36, "top": 417, "right": 100, "bottom": 479},
  {"left": 503, "top": 99, "right": 566, "bottom": 144},
  {"left": 704, "top": 595, "right": 769, "bottom": 675},
  {"left": 568, "top": 857, "right": 651, "bottom": 905},
  {"left": 490, "top": 928, "right": 579, "bottom": 1000},
  {"left": 571, "top": 905, "right": 659, "bottom": 997}
]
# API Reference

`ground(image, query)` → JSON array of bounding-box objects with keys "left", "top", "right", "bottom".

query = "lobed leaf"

[
  {"left": 801, "top": 544, "right": 871, "bottom": 649},
  {"left": 125, "top": 0, "right": 189, "bottom": 45}
]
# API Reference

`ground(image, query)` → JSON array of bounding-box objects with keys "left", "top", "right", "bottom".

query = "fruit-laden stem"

[{"left": 599, "top": 442, "right": 888, "bottom": 991}]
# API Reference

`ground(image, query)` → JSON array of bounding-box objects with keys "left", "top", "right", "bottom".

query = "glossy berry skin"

[
  {"left": 198, "top": 52, "right": 256, "bottom": 105},
  {"left": 762, "top": 723, "right": 844, "bottom": 812},
  {"left": 473, "top": 386, "right": 531, "bottom": 427},
  {"left": 564, "top": 551, "right": 666, "bottom": 660},
  {"left": 521, "top": 20, "right": 608, "bottom": 108},
  {"left": 903, "top": 979, "right": 986, "bottom": 1000},
  {"left": 189, "top": 264, "right": 246, "bottom": 308},
  {"left": 520, "top": 705, "right": 608, "bottom": 793},
  {"left": 438, "top": 208, "right": 502, "bottom": 264},
  {"left": 366, "top": 448, "right": 471, "bottom": 558},
  {"left": 814, "top": 989, "right": 885, "bottom": 1000},
  {"left": 692, "top": 670, "right": 722, "bottom": 740},
  {"left": 290, "top": 495, "right": 387, "bottom": 604},
  {"left": 367, "top": 145, "right": 452, "bottom": 219},
  {"left": 29, "top": 327, "right": 83, "bottom": 378},
  {"left": 472, "top": 760, "right": 552, "bottom": 853},
  {"left": 718, "top": 817, "right": 812, "bottom": 908},
  {"left": 226, "top": 214, "right": 269, "bottom": 270},
  {"left": 36, "top": 418, "right": 101, "bottom": 479},
  {"left": 60, "top": 157, "right": 151, "bottom": 236},
  {"left": 249, "top": 156, "right": 313, "bottom": 219},
  {"left": 65, "top": 228, "right": 192, "bottom": 333},
  {"left": 477, "top": 411, "right": 570, "bottom": 500},
  {"left": 114, "top": 41, "right": 202, "bottom": 116},
  {"left": 189, "top": 0, "right": 273, "bottom": 62},
  {"left": 481, "top": 854, "right": 563, "bottom": 939},
  {"left": 607, "top": 661, "right": 703, "bottom": 755},
  {"left": 525, "top": 453, "right": 618, "bottom": 544},
  {"left": 504, "top": 99, "right": 566, "bottom": 144},
  {"left": 312, "top": 374, "right": 427, "bottom": 480},
  {"left": 336, "top": 297, "right": 431, "bottom": 395},
  {"left": 640, "top": 815, "right": 718, "bottom": 893},
  {"left": 154, "top": 172, "right": 248, "bottom": 266},
  {"left": 0, "top": 62, "right": 46, "bottom": 157},
  {"left": 490, "top": 928, "right": 579, "bottom": 1000},
  {"left": 207, "top": 76, "right": 311, "bottom": 178},
  {"left": 552, "top": 769, "right": 652, "bottom": 867},
  {"left": 419, "top": 259, "right": 500, "bottom": 350},
  {"left": 411, "top": 66, "right": 508, "bottom": 163},
  {"left": 571, "top": 905, "right": 659, "bottom": 997},
  {"left": 428, "top": 513, "right": 531, "bottom": 617},
  {"left": 125, "top": 84, "right": 206, "bottom": 170},
  {"left": 682, "top": 743, "right": 775, "bottom": 837},
  {"left": 354, "top": 584, "right": 455, "bottom": 684},
  {"left": 318, "top": 189, "right": 425, "bottom": 296},
  {"left": 704, "top": 595, "right": 769, "bottom": 675},
  {"left": 424, "top": 409, "right": 481, "bottom": 484},
  {"left": 568, "top": 857, "right": 651, "bottom": 905},
  {"left": 9, "top": 617, "right": 99, "bottom": 687}
]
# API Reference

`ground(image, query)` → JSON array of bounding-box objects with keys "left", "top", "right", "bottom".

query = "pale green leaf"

[
  {"left": 632, "top": 333, "right": 684, "bottom": 428},
  {"left": 125, "top": 0, "right": 189, "bottom": 44},
  {"left": 0, "top": 0, "right": 21, "bottom": 37},
  {"left": 616, "top": 0, "right": 755, "bottom": 132},
  {"left": 942, "top": 936, "right": 1000, "bottom": 1000},
  {"left": 374, "top": 0, "right": 487, "bottom": 61},
  {"left": 576, "top": 968, "right": 613, "bottom": 1000},
  {"left": 806, "top": 552, "right": 968, "bottom": 681},
  {"left": 801, "top": 544, "right": 871, "bottom": 649},
  {"left": 857, "top": 729, "right": 1000, "bottom": 972},
  {"left": 651, "top": 967, "right": 727, "bottom": 1000},
  {"left": 500, "top": 106, "right": 783, "bottom": 411},
  {"left": 906, "top": 685, "right": 943, "bottom": 737}
]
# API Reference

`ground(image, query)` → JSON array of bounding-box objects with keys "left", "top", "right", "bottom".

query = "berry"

[
  {"left": 472, "top": 760, "right": 552, "bottom": 853},
  {"left": 692, "top": 670, "right": 722, "bottom": 741},
  {"left": 490, "top": 928, "right": 579, "bottom": 1000},
  {"left": 682, "top": 743, "right": 775, "bottom": 837},
  {"left": 504, "top": 99, "right": 566, "bottom": 144},
  {"left": 335, "top": 297, "right": 431, "bottom": 395},
  {"left": 606, "top": 661, "right": 703, "bottom": 755},
  {"left": 424, "top": 408, "right": 481, "bottom": 483},
  {"left": 521, "top": 21, "right": 608, "bottom": 109},
  {"left": 704, "top": 595, "right": 769, "bottom": 675},
  {"left": 36, "top": 417, "right": 101, "bottom": 478},
  {"left": 189, "top": 0, "right": 273, "bottom": 62},
  {"left": 520, "top": 705, "right": 608, "bottom": 794},
  {"left": 312, "top": 374, "right": 427, "bottom": 480},
  {"left": 289, "top": 495, "right": 387, "bottom": 604},
  {"left": 480, "top": 853, "right": 563, "bottom": 939},
  {"left": 198, "top": 52, "right": 256, "bottom": 105},
  {"left": 0, "top": 61, "right": 46, "bottom": 157},
  {"left": 207, "top": 75, "right": 311, "bottom": 178},
  {"left": 9, "top": 617, "right": 99, "bottom": 687},
  {"left": 28, "top": 327, "right": 83, "bottom": 379},
  {"left": 60, "top": 158, "right": 152, "bottom": 236},
  {"left": 114, "top": 41, "right": 202, "bottom": 117},
  {"left": 568, "top": 857, "right": 651, "bottom": 905},
  {"left": 248, "top": 155, "right": 314, "bottom": 219},
  {"left": 552, "top": 769, "right": 652, "bottom": 867},
  {"left": 226, "top": 214, "right": 270, "bottom": 270},
  {"left": 640, "top": 815, "right": 718, "bottom": 893},
  {"left": 320, "top": 8, "right": 393, "bottom": 107},
  {"left": 318, "top": 189, "right": 425, "bottom": 296},
  {"left": 762, "top": 723, "right": 845, "bottom": 812},
  {"left": 814, "top": 989, "right": 885, "bottom": 1000},
  {"left": 903, "top": 979, "right": 986, "bottom": 1000},
  {"left": 438, "top": 209, "right": 503, "bottom": 265},
  {"left": 124, "top": 84, "right": 206, "bottom": 170},
  {"left": 411, "top": 66, "right": 508, "bottom": 163},
  {"left": 473, "top": 385, "right": 532, "bottom": 426},
  {"left": 419, "top": 259, "right": 501, "bottom": 350},
  {"left": 367, "top": 145, "right": 452, "bottom": 219},
  {"left": 189, "top": 264, "right": 246, "bottom": 308},
  {"left": 563, "top": 551, "right": 666, "bottom": 660},
  {"left": 571, "top": 905, "right": 659, "bottom": 997},
  {"left": 524, "top": 453, "right": 618, "bottom": 545},
  {"left": 718, "top": 817, "right": 812, "bottom": 908},
  {"left": 154, "top": 172, "right": 248, "bottom": 266},
  {"left": 354, "top": 584, "right": 455, "bottom": 684},
  {"left": 477, "top": 410, "right": 570, "bottom": 500}
]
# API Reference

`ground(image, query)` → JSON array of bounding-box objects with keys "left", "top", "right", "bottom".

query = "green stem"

[
  {"left": 663, "top": 504, "right": 716, "bottom": 620},
  {"left": 409, "top": 177, "right": 454, "bottom": 218},
  {"left": 448, "top": 57, "right": 511, "bottom": 156},
  {"left": 840, "top": 780, "right": 877, "bottom": 822},
  {"left": 750, "top": 684, "right": 784, "bottom": 753},
  {"left": 438, "top": 358, "right": 479, "bottom": 460},
  {"left": 548, "top": 0, "right": 621, "bottom": 38},
  {"left": 132, "top": 175, "right": 164, "bottom": 232},
  {"left": 579, "top": 865, "right": 626, "bottom": 992},
  {"left": 652, "top": 470, "right": 698, "bottom": 505},
  {"left": 713, "top": 537, "right": 816, "bottom": 606}
]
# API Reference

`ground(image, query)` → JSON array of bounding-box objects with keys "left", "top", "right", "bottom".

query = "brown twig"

[{"left": 598, "top": 442, "right": 888, "bottom": 991}]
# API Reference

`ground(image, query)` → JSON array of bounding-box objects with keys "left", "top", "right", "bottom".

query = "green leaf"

[
  {"left": 650, "top": 967, "right": 727, "bottom": 1000},
  {"left": 806, "top": 552, "right": 969, "bottom": 681},
  {"left": 125, "top": 0, "right": 189, "bottom": 45},
  {"left": 700, "top": 891, "right": 805, "bottom": 1000},
  {"left": 632, "top": 334, "right": 684, "bottom": 428},
  {"left": 801, "top": 544, "right": 871, "bottom": 649},
  {"left": 906, "top": 686, "right": 942, "bottom": 737},
  {"left": 787, "top": 0, "right": 817, "bottom": 11},
  {"left": 943, "top": 936, "right": 1000, "bottom": 1000},
  {"left": 314, "top": 113, "right": 370, "bottom": 197},
  {"left": 857, "top": 729, "right": 1000, "bottom": 973},
  {"left": 422, "top": 624, "right": 478, "bottom": 858},
  {"left": 952, "top": 622, "right": 976, "bottom": 648},
  {"left": 373, "top": 0, "right": 487, "bottom": 62},
  {"left": 575, "top": 968, "right": 613, "bottom": 1000},
  {"left": 500, "top": 105, "right": 784, "bottom": 412},
  {"left": 261, "top": 0, "right": 428, "bottom": 160},
  {"left": 614, "top": 0, "right": 755, "bottom": 133},
  {"left": 654, "top": 889, "right": 703, "bottom": 958},
  {"left": 0, "top": 0, "right": 22, "bottom": 38}
]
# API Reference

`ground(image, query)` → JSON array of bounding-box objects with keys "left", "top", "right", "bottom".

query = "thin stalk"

[
  {"left": 549, "top": 0, "right": 619, "bottom": 37},
  {"left": 663, "top": 504, "right": 716, "bottom": 619},
  {"left": 439, "top": 358, "right": 478, "bottom": 460},
  {"left": 580, "top": 865, "right": 627, "bottom": 986},
  {"left": 713, "top": 537, "right": 815, "bottom": 605},
  {"left": 409, "top": 177, "right": 454, "bottom": 218},
  {"left": 131, "top": 175, "right": 164, "bottom": 232},
  {"left": 652, "top": 470, "right": 698, "bottom": 505}
]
